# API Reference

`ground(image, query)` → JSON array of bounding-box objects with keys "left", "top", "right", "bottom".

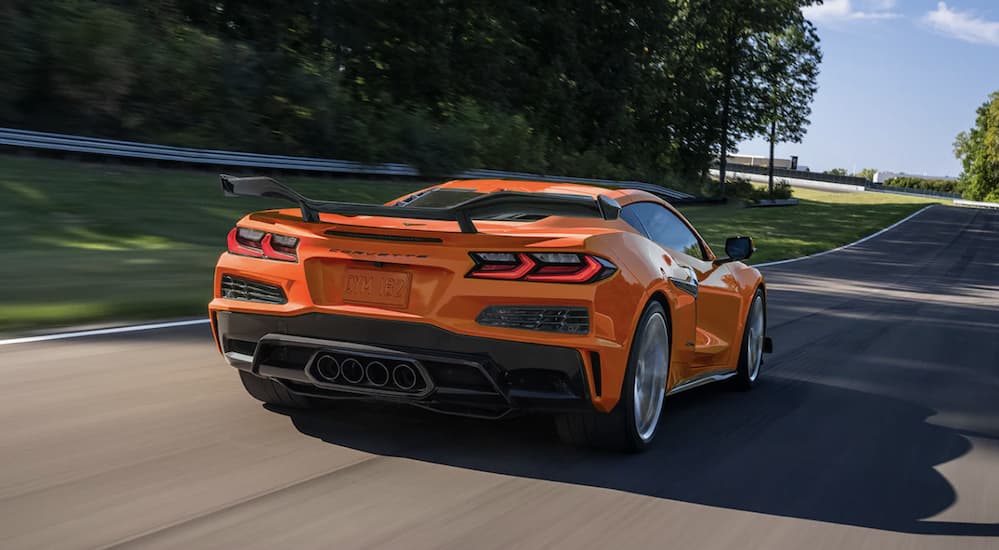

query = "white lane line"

[
  {"left": 0, "top": 318, "right": 210, "bottom": 346},
  {"left": 0, "top": 203, "right": 939, "bottom": 346},
  {"left": 753, "top": 204, "right": 937, "bottom": 268}
]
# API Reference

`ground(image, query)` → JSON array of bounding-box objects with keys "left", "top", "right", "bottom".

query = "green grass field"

[
  {"left": 0, "top": 155, "right": 430, "bottom": 332},
  {"left": 0, "top": 155, "right": 941, "bottom": 332},
  {"left": 681, "top": 187, "right": 942, "bottom": 264}
]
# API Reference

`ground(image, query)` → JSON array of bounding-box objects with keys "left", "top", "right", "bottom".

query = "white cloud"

[
  {"left": 803, "top": 0, "right": 900, "bottom": 23},
  {"left": 923, "top": 2, "right": 999, "bottom": 46}
]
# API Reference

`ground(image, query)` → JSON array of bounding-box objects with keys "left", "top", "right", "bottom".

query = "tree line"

[{"left": 0, "top": 0, "right": 821, "bottom": 190}]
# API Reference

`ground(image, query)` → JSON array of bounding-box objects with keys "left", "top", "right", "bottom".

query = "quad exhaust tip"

[
  {"left": 315, "top": 355, "right": 341, "bottom": 382},
  {"left": 340, "top": 357, "right": 365, "bottom": 384},
  {"left": 311, "top": 353, "right": 424, "bottom": 392},
  {"left": 392, "top": 363, "right": 418, "bottom": 390},
  {"left": 365, "top": 361, "right": 389, "bottom": 387}
]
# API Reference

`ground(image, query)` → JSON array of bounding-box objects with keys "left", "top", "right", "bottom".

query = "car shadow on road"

[{"left": 271, "top": 374, "right": 999, "bottom": 537}]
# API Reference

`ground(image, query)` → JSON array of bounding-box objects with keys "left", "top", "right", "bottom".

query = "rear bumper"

[{"left": 215, "top": 311, "right": 594, "bottom": 418}]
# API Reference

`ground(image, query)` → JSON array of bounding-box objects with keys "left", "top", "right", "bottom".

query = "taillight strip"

[
  {"left": 227, "top": 227, "right": 299, "bottom": 262},
  {"left": 467, "top": 252, "right": 616, "bottom": 283},
  {"left": 226, "top": 228, "right": 263, "bottom": 258},
  {"left": 525, "top": 255, "right": 603, "bottom": 283},
  {"left": 261, "top": 234, "right": 297, "bottom": 262},
  {"left": 469, "top": 253, "right": 536, "bottom": 280}
]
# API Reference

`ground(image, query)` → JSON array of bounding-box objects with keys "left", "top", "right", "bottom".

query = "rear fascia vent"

[
  {"left": 220, "top": 274, "right": 287, "bottom": 304},
  {"left": 476, "top": 306, "right": 589, "bottom": 334}
]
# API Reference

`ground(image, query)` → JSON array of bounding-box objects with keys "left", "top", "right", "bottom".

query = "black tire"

[
  {"left": 238, "top": 370, "right": 316, "bottom": 409},
  {"left": 734, "top": 289, "right": 766, "bottom": 390},
  {"left": 556, "top": 301, "right": 670, "bottom": 452}
]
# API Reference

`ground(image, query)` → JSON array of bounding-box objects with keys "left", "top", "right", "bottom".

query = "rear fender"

[{"left": 587, "top": 231, "right": 692, "bottom": 400}]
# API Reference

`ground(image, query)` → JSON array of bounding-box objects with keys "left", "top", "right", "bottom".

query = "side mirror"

[{"left": 715, "top": 236, "right": 755, "bottom": 265}]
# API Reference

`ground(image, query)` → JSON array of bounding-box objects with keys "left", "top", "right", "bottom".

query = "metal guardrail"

[
  {"left": 953, "top": 199, "right": 999, "bottom": 209},
  {"left": 0, "top": 127, "right": 423, "bottom": 175},
  {"left": 715, "top": 168, "right": 866, "bottom": 192},
  {"left": 723, "top": 162, "right": 963, "bottom": 199},
  {"left": 865, "top": 182, "right": 962, "bottom": 199},
  {"left": 724, "top": 163, "right": 870, "bottom": 186},
  {"left": 0, "top": 127, "right": 697, "bottom": 201}
]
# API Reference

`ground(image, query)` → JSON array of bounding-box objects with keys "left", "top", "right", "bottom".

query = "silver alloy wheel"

[
  {"left": 746, "top": 295, "right": 765, "bottom": 382},
  {"left": 633, "top": 311, "right": 670, "bottom": 442}
]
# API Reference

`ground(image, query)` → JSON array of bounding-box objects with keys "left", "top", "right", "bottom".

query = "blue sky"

[{"left": 737, "top": 0, "right": 999, "bottom": 177}]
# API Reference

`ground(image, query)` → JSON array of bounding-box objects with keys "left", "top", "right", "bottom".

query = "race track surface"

[{"left": 2, "top": 205, "right": 997, "bottom": 549}]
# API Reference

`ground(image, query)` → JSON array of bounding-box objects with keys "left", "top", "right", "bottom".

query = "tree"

[
  {"left": 712, "top": 0, "right": 821, "bottom": 192},
  {"left": 854, "top": 168, "right": 877, "bottom": 181},
  {"left": 0, "top": 1, "right": 39, "bottom": 123},
  {"left": 824, "top": 168, "right": 848, "bottom": 175},
  {"left": 755, "top": 17, "right": 821, "bottom": 198},
  {"left": 954, "top": 91, "right": 999, "bottom": 202}
]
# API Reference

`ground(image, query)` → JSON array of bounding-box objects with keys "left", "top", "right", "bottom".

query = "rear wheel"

[
  {"left": 556, "top": 301, "right": 670, "bottom": 452},
  {"left": 238, "top": 370, "right": 316, "bottom": 409},
  {"left": 735, "top": 290, "right": 766, "bottom": 389}
]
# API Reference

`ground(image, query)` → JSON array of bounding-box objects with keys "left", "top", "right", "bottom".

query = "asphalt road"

[{"left": 2, "top": 205, "right": 997, "bottom": 549}]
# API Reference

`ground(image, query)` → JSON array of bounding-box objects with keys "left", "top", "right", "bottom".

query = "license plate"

[{"left": 342, "top": 268, "right": 412, "bottom": 308}]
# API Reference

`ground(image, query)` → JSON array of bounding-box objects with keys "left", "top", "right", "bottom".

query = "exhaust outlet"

[
  {"left": 315, "top": 354, "right": 341, "bottom": 382},
  {"left": 392, "top": 363, "right": 418, "bottom": 390},
  {"left": 365, "top": 361, "right": 390, "bottom": 387},
  {"left": 340, "top": 357, "right": 365, "bottom": 384}
]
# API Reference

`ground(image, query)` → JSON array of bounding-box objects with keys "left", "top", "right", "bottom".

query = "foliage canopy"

[
  {"left": 0, "top": 0, "right": 823, "bottom": 187},
  {"left": 954, "top": 92, "right": 999, "bottom": 202}
]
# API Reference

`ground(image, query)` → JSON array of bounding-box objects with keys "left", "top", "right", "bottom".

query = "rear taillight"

[
  {"left": 262, "top": 234, "right": 299, "bottom": 261},
  {"left": 227, "top": 228, "right": 299, "bottom": 262},
  {"left": 468, "top": 252, "right": 616, "bottom": 283},
  {"left": 227, "top": 228, "right": 264, "bottom": 257}
]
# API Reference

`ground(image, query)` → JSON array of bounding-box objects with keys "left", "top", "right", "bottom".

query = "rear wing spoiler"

[{"left": 220, "top": 174, "right": 621, "bottom": 234}]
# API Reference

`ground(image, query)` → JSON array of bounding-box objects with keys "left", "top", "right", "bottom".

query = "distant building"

[
  {"left": 725, "top": 154, "right": 798, "bottom": 170},
  {"left": 873, "top": 171, "right": 960, "bottom": 183}
]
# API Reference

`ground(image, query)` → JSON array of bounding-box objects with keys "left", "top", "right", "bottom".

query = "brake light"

[
  {"left": 468, "top": 253, "right": 536, "bottom": 280},
  {"left": 227, "top": 228, "right": 264, "bottom": 257},
  {"left": 227, "top": 228, "right": 299, "bottom": 262},
  {"left": 527, "top": 255, "right": 603, "bottom": 282},
  {"left": 468, "top": 252, "right": 615, "bottom": 283},
  {"left": 262, "top": 234, "right": 299, "bottom": 261}
]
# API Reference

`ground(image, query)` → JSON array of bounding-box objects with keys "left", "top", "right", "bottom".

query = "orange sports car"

[{"left": 209, "top": 175, "right": 771, "bottom": 451}]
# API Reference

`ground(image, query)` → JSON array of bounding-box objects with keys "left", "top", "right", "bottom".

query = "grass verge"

[
  {"left": 0, "top": 155, "right": 941, "bottom": 332},
  {"left": 0, "top": 155, "right": 429, "bottom": 333},
  {"left": 681, "top": 187, "right": 943, "bottom": 265}
]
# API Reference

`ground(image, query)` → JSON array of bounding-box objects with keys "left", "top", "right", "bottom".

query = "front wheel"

[
  {"left": 556, "top": 301, "right": 670, "bottom": 452},
  {"left": 735, "top": 290, "right": 766, "bottom": 389}
]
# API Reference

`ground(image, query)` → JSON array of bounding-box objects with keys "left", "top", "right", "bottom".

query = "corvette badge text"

[{"left": 329, "top": 248, "right": 429, "bottom": 259}]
